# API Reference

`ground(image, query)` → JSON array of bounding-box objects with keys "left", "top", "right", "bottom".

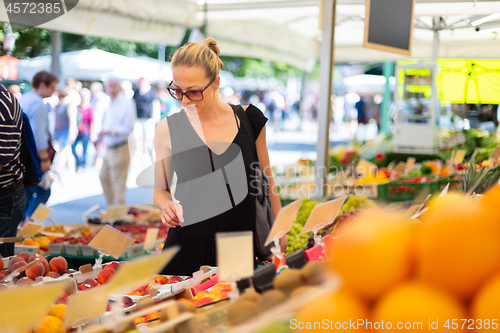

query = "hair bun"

[{"left": 202, "top": 38, "right": 220, "bottom": 56}]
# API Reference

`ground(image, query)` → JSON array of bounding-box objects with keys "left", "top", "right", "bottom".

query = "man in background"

[
  {"left": 20, "top": 70, "right": 58, "bottom": 219},
  {"left": 133, "top": 78, "right": 159, "bottom": 157},
  {"left": 90, "top": 81, "right": 110, "bottom": 168},
  {"left": 99, "top": 77, "right": 136, "bottom": 205}
]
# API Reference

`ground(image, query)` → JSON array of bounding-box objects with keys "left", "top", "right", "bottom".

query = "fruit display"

[
  {"left": 285, "top": 199, "right": 318, "bottom": 254},
  {"left": 292, "top": 189, "right": 500, "bottom": 332}
]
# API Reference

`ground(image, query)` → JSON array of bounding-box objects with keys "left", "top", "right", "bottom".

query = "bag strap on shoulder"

[{"left": 230, "top": 104, "right": 258, "bottom": 163}]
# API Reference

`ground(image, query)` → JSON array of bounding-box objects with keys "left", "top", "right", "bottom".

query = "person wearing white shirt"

[{"left": 98, "top": 77, "right": 137, "bottom": 205}]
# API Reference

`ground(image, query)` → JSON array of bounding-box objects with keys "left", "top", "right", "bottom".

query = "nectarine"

[
  {"left": 97, "top": 268, "right": 115, "bottom": 285},
  {"left": 16, "top": 277, "right": 33, "bottom": 285},
  {"left": 49, "top": 257, "right": 68, "bottom": 274}
]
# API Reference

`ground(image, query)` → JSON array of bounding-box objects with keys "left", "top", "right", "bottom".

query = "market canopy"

[
  {"left": 16, "top": 49, "right": 172, "bottom": 83},
  {"left": 1, "top": 0, "right": 500, "bottom": 69}
]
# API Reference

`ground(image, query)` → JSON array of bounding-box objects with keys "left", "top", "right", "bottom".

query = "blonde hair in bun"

[{"left": 171, "top": 38, "right": 224, "bottom": 80}]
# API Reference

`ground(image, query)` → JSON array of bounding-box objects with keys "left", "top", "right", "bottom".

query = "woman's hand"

[{"left": 161, "top": 201, "right": 184, "bottom": 228}]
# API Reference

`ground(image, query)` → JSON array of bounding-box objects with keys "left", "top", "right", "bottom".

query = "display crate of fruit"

[{"left": 377, "top": 177, "right": 434, "bottom": 202}]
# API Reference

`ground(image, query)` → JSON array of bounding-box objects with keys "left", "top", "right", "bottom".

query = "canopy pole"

[
  {"left": 314, "top": 0, "right": 336, "bottom": 200},
  {"left": 381, "top": 61, "right": 394, "bottom": 135},
  {"left": 432, "top": 17, "right": 440, "bottom": 130},
  {"left": 50, "top": 31, "right": 62, "bottom": 80}
]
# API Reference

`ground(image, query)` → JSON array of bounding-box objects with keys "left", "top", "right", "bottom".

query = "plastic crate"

[
  {"left": 63, "top": 244, "right": 81, "bottom": 256},
  {"left": 378, "top": 180, "right": 433, "bottom": 202},
  {"left": 48, "top": 243, "right": 65, "bottom": 255},
  {"left": 81, "top": 245, "right": 98, "bottom": 256},
  {"left": 432, "top": 175, "right": 461, "bottom": 193},
  {"left": 120, "top": 243, "right": 145, "bottom": 258}
]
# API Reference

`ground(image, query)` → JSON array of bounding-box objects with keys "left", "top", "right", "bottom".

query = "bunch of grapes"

[
  {"left": 306, "top": 209, "right": 361, "bottom": 249},
  {"left": 340, "top": 195, "right": 375, "bottom": 213},
  {"left": 285, "top": 198, "right": 318, "bottom": 254}
]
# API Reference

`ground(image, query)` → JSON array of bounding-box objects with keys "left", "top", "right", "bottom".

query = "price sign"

[
  {"left": 491, "top": 146, "right": 500, "bottom": 161},
  {"left": 143, "top": 227, "right": 159, "bottom": 251},
  {"left": 64, "top": 285, "right": 111, "bottom": 329},
  {"left": 454, "top": 149, "right": 466, "bottom": 164},
  {"left": 18, "top": 223, "right": 43, "bottom": 237},
  {"left": 392, "top": 162, "right": 407, "bottom": 173},
  {"left": 265, "top": 198, "right": 304, "bottom": 246},
  {"left": 216, "top": 231, "right": 254, "bottom": 281},
  {"left": 88, "top": 224, "right": 135, "bottom": 258},
  {"left": 102, "top": 205, "right": 130, "bottom": 221},
  {"left": 356, "top": 159, "right": 377, "bottom": 175},
  {"left": 106, "top": 246, "right": 179, "bottom": 294},
  {"left": 31, "top": 204, "right": 51, "bottom": 222},
  {"left": 301, "top": 196, "right": 347, "bottom": 233},
  {"left": 0, "top": 282, "right": 65, "bottom": 332},
  {"left": 405, "top": 157, "right": 416, "bottom": 173}
]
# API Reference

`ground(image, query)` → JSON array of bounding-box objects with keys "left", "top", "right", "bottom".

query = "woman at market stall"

[{"left": 153, "top": 38, "right": 285, "bottom": 275}]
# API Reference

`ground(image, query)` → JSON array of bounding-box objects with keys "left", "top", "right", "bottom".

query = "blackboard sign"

[{"left": 364, "top": 0, "right": 415, "bottom": 55}]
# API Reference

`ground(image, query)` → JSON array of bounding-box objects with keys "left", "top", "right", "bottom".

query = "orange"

[
  {"left": 34, "top": 315, "right": 65, "bottom": 333},
  {"left": 372, "top": 281, "right": 466, "bottom": 333},
  {"left": 293, "top": 290, "right": 368, "bottom": 333},
  {"left": 49, "top": 304, "right": 66, "bottom": 322},
  {"left": 328, "top": 209, "right": 412, "bottom": 302},
  {"left": 418, "top": 194, "right": 500, "bottom": 301},
  {"left": 48, "top": 235, "right": 57, "bottom": 242},
  {"left": 23, "top": 238, "right": 34, "bottom": 246},
  {"left": 471, "top": 271, "right": 500, "bottom": 332}
]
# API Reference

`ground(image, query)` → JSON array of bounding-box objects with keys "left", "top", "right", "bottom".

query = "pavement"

[{"left": 44, "top": 118, "right": 368, "bottom": 224}]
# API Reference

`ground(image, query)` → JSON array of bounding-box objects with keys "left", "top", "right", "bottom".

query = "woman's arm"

[
  {"left": 255, "top": 124, "right": 287, "bottom": 253},
  {"left": 153, "top": 119, "right": 183, "bottom": 228}
]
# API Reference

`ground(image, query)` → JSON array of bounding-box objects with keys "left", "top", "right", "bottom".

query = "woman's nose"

[{"left": 181, "top": 94, "right": 190, "bottom": 104}]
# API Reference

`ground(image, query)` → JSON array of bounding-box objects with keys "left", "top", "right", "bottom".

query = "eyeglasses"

[{"left": 167, "top": 78, "right": 215, "bottom": 102}]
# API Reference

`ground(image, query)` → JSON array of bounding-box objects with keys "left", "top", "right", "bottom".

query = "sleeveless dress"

[{"left": 161, "top": 104, "right": 268, "bottom": 276}]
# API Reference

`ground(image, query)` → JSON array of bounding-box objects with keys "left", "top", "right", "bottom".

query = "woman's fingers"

[
  {"left": 173, "top": 202, "right": 184, "bottom": 223},
  {"left": 161, "top": 203, "right": 181, "bottom": 227}
]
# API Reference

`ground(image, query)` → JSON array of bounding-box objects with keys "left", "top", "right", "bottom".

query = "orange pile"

[{"left": 293, "top": 189, "right": 500, "bottom": 332}]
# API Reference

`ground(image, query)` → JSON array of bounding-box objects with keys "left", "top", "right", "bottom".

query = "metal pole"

[
  {"left": 158, "top": 44, "right": 166, "bottom": 85},
  {"left": 314, "top": 0, "right": 336, "bottom": 200},
  {"left": 432, "top": 17, "right": 440, "bottom": 131},
  {"left": 50, "top": 31, "right": 62, "bottom": 79},
  {"left": 381, "top": 61, "right": 394, "bottom": 135}
]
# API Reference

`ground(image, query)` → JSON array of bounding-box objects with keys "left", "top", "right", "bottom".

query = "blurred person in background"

[
  {"left": 158, "top": 85, "right": 178, "bottom": 119},
  {"left": 53, "top": 86, "right": 77, "bottom": 173},
  {"left": 20, "top": 70, "right": 58, "bottom": 220},
  {"left": 90, "top": 81, "right": 110, "bottom": 168},
  {"left": 72, "top": 88, "right": 95, "bottom": 171},
  {"left": 7, "top": 84, "right": 22, "bottom": 100},
  {"left": 66, "top": 78, "right": 82, "bottom": 108},
  {"left": 98, "top": 77, "right": 136, "bottom": 205},
  {"left": 133, "top": 77, "right": 160, "bottom": 157},
  {"left": 0, "top": 84, "right": 25, "bottom": 257},
  {"left": 121, "top": 80, "right": 134, "bottom": 100}
]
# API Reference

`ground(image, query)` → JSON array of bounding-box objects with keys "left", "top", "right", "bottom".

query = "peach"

[
  {"left": 0, "top": 270, "right": 9, "bottom": 280},
  {"left": 29, "top": 254, "right": 50, "bottom": 274},
  {"left": 17, "top": 253, "right": 30, "bottom": 262},
  {"left": 194, "top": 297, "right": 213, "bottom": 307},
  {"left": 45, "top": 271, "right": 60, "bottom": 279},
  {"left": 26, "top": 262, "right": 45, "bottom": 279},
  {"left": 8, "top": 257, "right": 25, "bottom": 272},
  {"left": 0, "top": 259, "right": 3, "bottom": 271},
  {"left": 11, "top": 261, "right": 27, "bottom": 277},
  {"left": 49, "top": 257, "right": 68, "bottom": 274},
  {"left": 167, "top": 276, "right": 184, "bottom": 284},
  {"left": 105, "top": 262, "right": 119, "bottom": 271},
  {"left": 78, "top": 283, "right": 93, "bottom": 291},
  {"left": 16, "top": 277, "right": 33, "bottom": 285},
  {"left": 59, "top": 291, "right": 68, "bottom": 299},
  {"left": 83, "top": 278, "right": 99, "bottom": 288},
  {"left": 65, "top": 269, "right": 77, "bottom": 274},
  {"left": 97, "top": 268, "right": 115, "bottom": 285},
  {"left": 213, "top": 291, "right": 229, "bottom": 302},
  {"left": 211, "top": 282, "right": 232, "bottom": 293},
  {"left": 57, "top": 297, "right": 68, "bottom": 305},
  {"left": 152, "top": 275, "right": 169, "bottom": 285}
]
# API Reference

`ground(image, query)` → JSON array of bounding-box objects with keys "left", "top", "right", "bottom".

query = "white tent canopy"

[
  {"left": 16, "top": 49, "right": 172, "bottom": 82},
  {"left": 1, "top": 0, "right": 500, "bottom": 68}
]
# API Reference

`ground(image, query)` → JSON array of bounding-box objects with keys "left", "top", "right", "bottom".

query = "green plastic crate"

[{"left": 378, "top": 180, "right": 434, "bottom": 202}]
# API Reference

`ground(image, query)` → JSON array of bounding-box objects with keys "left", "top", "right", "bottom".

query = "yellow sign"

[
  {"left": 265, "top": 198, "right": 304, "bottom": 246},
  {"left": 64, "top": 285, "right": 111, "bottom": 329},
  {"left": 302, "top": 196, "right": 347, "bottom": 234},
  {"left": 88, "top": 224, "right": 135, "bottom": 258},
  {"left": 454, "top": 149, "right": 466, "bottom": 164},
  {"left": 18, "top": 223, "right": 43, "bottom": 237},
  {"left": 0, "top": 282, "right": 65, "bottom": 332},
  {"left": 107, "top": 246, "right": 179, "bottom": 294},
  {"left": 356, "top": 159, "right": 377, "bottom": 176},
  {"left": 31, "top": 204, "right": 51, "bottom": 222},
  {"left": 217, "top": 231, "right": 254, "bottom": 281},
  {"left": 143, "top": 227, "right": 159, "bottom": 251},
  {"left": 405, "top": 157, "right": 416, "bottom": 173},
  {"left": 102, "top": 205, "right": 130, "bottom": 221}
]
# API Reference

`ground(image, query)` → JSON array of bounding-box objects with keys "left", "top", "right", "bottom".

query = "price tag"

[
  {"left": 439, "top": 183, "right": 450, "bottom": 198},
  {"left": 0, "top": 236, "right": 24, "bottom": 244},
  {"left": 107, "top": 246, "right": 179, "bottom": 294},
  {"left": 387, "top": 160, "right": 396, "bottom": 171},
  {"left": 216, "top": 231, "right": 254, "bottom": 281},
  {"left": 64, "top": 285, "right": 111, "bottom": 329},
  {"left": 88, "top": 224, "right": 135, "bottom": 258},
  {"left": 265, "top": 198, "right": 304, "bottom": 246},
  {"left": 143, "top": 227, "right": 159, "bottom": 251},
  {"left": 18, "top": 223, "right": 43, "bottom": 237},
  {"left": 454, "top": 149, "right": 466, "bottom": 164},
  {"left": 405, "top": 157, "right": 416, "bottom": 174},
  {"left": 301, "top": 196, "right": 347, "bottom": 233},
  {"left": 31, "top": 204, "right": 51, "bottom": 222},
  {"left": 355, "top": 159, "right": 377, "bottom": 176},
  {"left": 392, "top": 162, "right": 407, "bottom": 173},
  {"left": 0, "top": 282, "right": 65, "bottom": 332},
  {"left": 490, "top": 146, "right": 500, "bottom": 161},
  {"left": 403, "top": 205, "right": 420, "bottom": 218},
  {"left": 102, "top": 205, "right": 130, "bottom": 221}
]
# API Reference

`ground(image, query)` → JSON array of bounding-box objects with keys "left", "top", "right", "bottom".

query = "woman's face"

[{"left": 171, "top": 65, "right": 218, "bottom": 110}]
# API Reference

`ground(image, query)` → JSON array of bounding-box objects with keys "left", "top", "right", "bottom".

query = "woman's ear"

[{"left": 214, "top": 76, "right": 221, "bottom": 90}]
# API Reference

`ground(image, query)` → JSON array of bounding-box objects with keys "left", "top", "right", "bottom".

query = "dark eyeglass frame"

[{"left": 167, "top": 77, "right": 215, "bottom": 102}]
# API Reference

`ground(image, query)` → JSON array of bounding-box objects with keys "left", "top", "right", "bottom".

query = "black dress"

[{"left": 161, "top": 104, "right": 268, "bottom": 276}]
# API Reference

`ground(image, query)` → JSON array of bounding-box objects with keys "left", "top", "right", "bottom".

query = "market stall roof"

[
  {"left": 1, "top": 0, "right": 500, "bottom": 68},
  {"left": 16, "top": 49, "right": 172, "bottom": 82}
]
